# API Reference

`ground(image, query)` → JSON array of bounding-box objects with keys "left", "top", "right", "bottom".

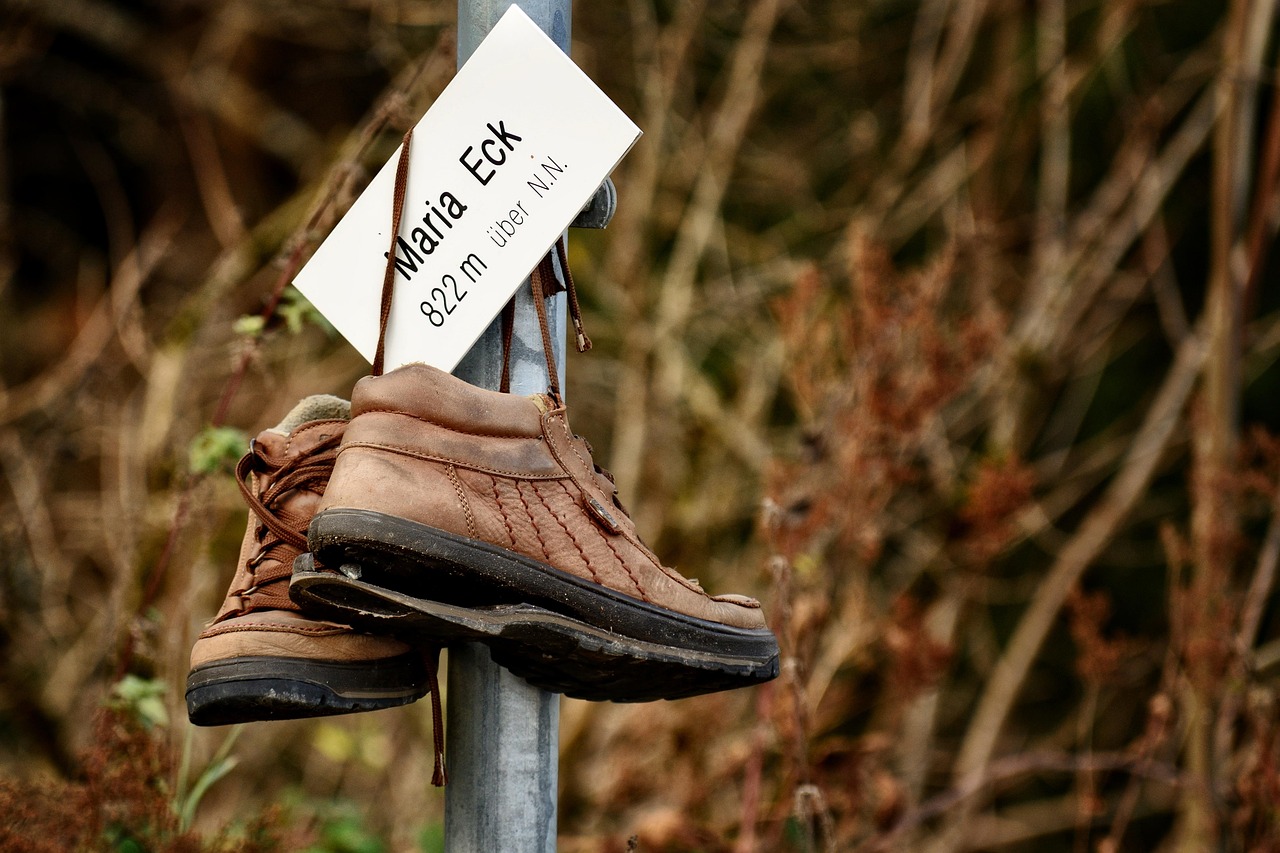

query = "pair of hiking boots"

[{"left": 186, "top": 361, "right": 780, "bottom": 728}]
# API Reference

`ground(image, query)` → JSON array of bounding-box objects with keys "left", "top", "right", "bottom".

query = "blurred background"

[{"left": 1, "top": 0, "right": 1278, "bottom": 850}]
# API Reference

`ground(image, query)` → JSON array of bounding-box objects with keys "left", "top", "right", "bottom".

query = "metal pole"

[{"left": 446, "top": 2, "right": 570, "bottom": 851}]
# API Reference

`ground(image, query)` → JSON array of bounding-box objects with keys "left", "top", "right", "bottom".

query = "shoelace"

[
  {"left": 236, "top": 429, "right": 449, "bottom": 785},
  {"left": 372, "top": 130, "right": 591, "bottom": 391},
  {"left": 372, "top": 127, "right": 456, "bottom": 786},
  {"left": 231, "top": 432, "right": 344, "bottom": 614},
  {"left": 369, "top": 128, "right": 602, "bottom": 787}
]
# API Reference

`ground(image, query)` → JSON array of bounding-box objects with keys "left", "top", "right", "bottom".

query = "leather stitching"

[
  {"left": 491, "top": 475, "right": 516, "bottom": 549},
  {"left": 357, "top": 407, "right": 540, "bottom": 439},
  {"left": 284, "top": 419, "right": 345, "bottom": 457},
  {"left": 446, "top": 463, "right": 477, "bottom": 538},
  {"left": 200, "top": 622, "right": 347, "bottom": 638},
  {"left": 541, "top": 413, "right": 674, "bottom": 577},
  {"left": 538, "top": 482, "right": 600, "bottom": 585},
  {"left": 560, "top": 481, "right": 636, "bottom": 596},
  {"left": 551, "top": 413, "right": 595, "bottom": 480},
  {"left": 339, "top": 441, "right": 563, "bottom": 480},
  {"left": 548, "top": 416, "right": 712, "bottom": 599},
  {"left": 515, "top": 481, "right": 552, "bottom": 563}
]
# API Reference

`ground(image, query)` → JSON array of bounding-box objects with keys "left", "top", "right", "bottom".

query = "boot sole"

[
  {"left": 295, "top": 508, "right": 780, "bottom": 702},
  {"left": 185, "top": 652, "right": 429, "bottom": 726}
]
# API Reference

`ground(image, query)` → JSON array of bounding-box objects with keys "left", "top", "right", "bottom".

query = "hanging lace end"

[
  {"left": 556, "top": 238, "right": 592, "bottom": 354},
  {"left": 432, "top": 749, "right": 448, "bottom": 788},
  {"left": 574, "top": 322, "right": 593, "bottom": 353},
  {"left": 425, "top": 646, "right": 447, "bottom": 787}
]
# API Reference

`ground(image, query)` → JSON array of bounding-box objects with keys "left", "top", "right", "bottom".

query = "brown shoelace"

[
  {"left": 373, "top": 133, "right": 591, "bottom": 390},
  {"left": 230, "top": 431, "right": 343, "bottom": 615},
  {"left": 372, "top": 127, "right": 454, "bottom": 786},
  {"left": 367, "top": 126, "right": 601, "bottom": 787},
  {"left": 233, "top": 427, "right": 449, "bottom": 784}
]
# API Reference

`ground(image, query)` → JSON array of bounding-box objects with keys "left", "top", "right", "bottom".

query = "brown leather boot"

[
  {"left": 186, "top": 395, "right": 432, "bottom": 726},
  {"left": 290, "top": 364, "right": 779, "bottom": 702}
]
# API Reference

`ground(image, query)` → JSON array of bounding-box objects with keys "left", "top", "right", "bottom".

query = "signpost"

[
  {"left": 449, "top": 3, "right": 569, "bottom": 852},
  {"left": 292, "top": 6, "right": 635, "bottom": 375},
  {"left": 294, "top": 3, "right": 629, "bottom": 847}
]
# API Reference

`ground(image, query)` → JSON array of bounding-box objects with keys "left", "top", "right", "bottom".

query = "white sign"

[{"left": 294, "top": 6, "right": 640, "bottom": 372}]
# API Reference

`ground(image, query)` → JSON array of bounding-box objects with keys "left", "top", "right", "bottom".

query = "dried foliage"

[
  {"left": 1, "top": 0, "right": 1280, "bottom": 851},
  {"left": 0, "top": 708, "right": 286, "bottom": 852}
]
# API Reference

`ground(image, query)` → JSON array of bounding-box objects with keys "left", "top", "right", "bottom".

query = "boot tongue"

[
  {"left": 253, "top": 429, "right": 292, "bottom": 458},
  {"left": 257, "top": 395, "right": 351, "bottom": 459}
]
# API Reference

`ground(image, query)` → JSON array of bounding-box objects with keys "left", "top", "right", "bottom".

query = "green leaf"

[
  {"left": 178, "top": 755, "right": 239, "bottom": 831},
  {"left": 189, "top": 425, "right": 248, "bottom": 475},
  {"left": 316, "top": 814, "right": 386, "bottom": 853},
  {"left": 233, "top": 314, "right": 266, "bottom": 337},
  {"left": 175, "top": 725, "right": 243, "bottom": 832},
  {"left": 109, "top": 675, "right": 168, "bottom": 729},
  {"left": 278, "top": 287, "right": 336, "bottom": 337}
]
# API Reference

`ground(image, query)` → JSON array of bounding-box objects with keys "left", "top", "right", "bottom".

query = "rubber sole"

[
  {"left": 185, "top": 652, "right": 429, "bottom": 726},
  {"left": 294, "top": 508, "right": 780, "bottom": 702}
]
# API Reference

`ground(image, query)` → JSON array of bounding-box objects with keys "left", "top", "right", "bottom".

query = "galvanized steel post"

[{"left": 446, "top": 2, "right": 570, "bottom": 851}]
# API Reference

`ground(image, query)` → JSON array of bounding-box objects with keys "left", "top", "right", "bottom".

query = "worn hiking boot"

[
  {"left": 186, "top": 395, "right": 431, "bottom": 726},
  {"left": 290, "top": 364, "right": 780, "bottom": 702}
]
